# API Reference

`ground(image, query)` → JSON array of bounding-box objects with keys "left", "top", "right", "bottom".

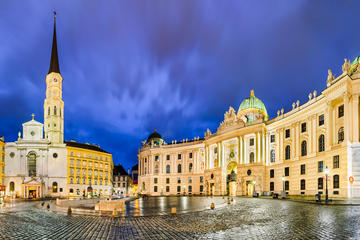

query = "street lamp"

[
  {"left": 325, "top": 166, "right": 329, "bottom": 202},
  {"left": 281, "top": 175, "right": 286, "bottom": 199},
  {"left": 183, "top": 185, "right": 186, "bottom": 195}
]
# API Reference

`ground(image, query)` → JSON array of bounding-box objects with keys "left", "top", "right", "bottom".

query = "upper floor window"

[
  {"left": 189, "top": 163, "right": 193, "bottom": 173},
  {"left": 301, "top": 141, "right": 307, "bottom": 156},
  {"left": 270, "top": 135, "right": 275, "bottom": 143},
  {"left": 166, "top": 165, "right": 170, "bottom": 174},
  {"left": 177, "top": 164, "right": 182, "bottom": 173},
  {"left": 285, "top": 167, "right": 289, "bottom": 177},
  {"left": 285, "top": 129, "right": 290, "bottom": 138},
  {"left": 270, "top": 169, "right": 274, "bottom": 178},
  {"left": 178, "top": 154, "right": 182, "bottom": 160},
  {"left": 318, "top": 161, "right": 324, "bottom": 173},
  {"left": 154, "top": 165, "right": 159, "bottom": 174},
  {"left": 166, "top": 155, "right": 170, "bottom": 160},
  {"left": 285, "top": 145, "right": 291, "bottom": 160},
  {"left": 249, "top": 152, "right": 255, "bottom": 163},
  {"left": 333, "top": 155, "right": 340, "bottom": 169},
  {"left": 300, "top": 164, "right": 305, "bottom": 175},
  {"left": 189, "top": 152, "right": 193, "bottom": 158},
  {"left": 319, "top": 134, "right": 325, "bottom": 152},
  {"left": 250, "top": 138, "right": 254, "bottom": 146},
  {"left": 155, "top": 156, "right": 159, "bottom": 162},
  {"left": 319, "top": 114, "right": 324, "bottom": 126},
  {"left": 48, "top": 107, "right": 50, "bottom": 116},
  {"left": 338, "top": 127, "right": 344, "bottom": 143},
  {"left": 301, "top": 122, "right": 306, "bottom": 133},
  {"left": 54, "top": 106, "right": 57, "bottom": 115},
  {"left": 270, "top": 150, "right": 275, "bottom": 163},
  {"left": 338, "top": 105, "right": 344, "bottom": 118}
]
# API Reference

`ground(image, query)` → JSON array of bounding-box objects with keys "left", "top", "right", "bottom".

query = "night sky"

[{"left": 1, "top": 1, "right": 360, "bottom": 170}]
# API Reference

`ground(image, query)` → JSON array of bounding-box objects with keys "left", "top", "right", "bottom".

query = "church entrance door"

[
  {"left": 226, "top": 162, "right": 237, "bottom": 196},
  {"left": 28, "top": 187, "right": 37, "bottom": 199}
]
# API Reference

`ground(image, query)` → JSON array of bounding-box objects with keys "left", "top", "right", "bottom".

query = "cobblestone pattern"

[{"left": 1, "top": 198, "right": 360, "bottom": 239}]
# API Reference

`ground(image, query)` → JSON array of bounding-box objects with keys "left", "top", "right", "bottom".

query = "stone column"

[
  {"left": 344, "top": 93, "right": 350, "bottom": 142},
  {"left": 257, "top": 132, "right": 261, "bottom": 163},
  {"left": 352, "top": 94, "right": 359, "bottom": 142},
  {"left": 326, "top": 101, "right": 332, "bottom": 149},
  {"left": 291, "top": 124, "right": 295, "bottom": 159},
  {"left": 262, "top": 133, "right": 265, "bottom": 164},
  {"left": 312, "top": 116, "right": 317, "bottom": 153},
  {"left": 295, "top": 123, "right": 300, "bottom": 158}
]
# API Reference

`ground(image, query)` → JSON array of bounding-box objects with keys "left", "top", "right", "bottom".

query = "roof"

[
  {"left": 238, "top": 90, "right": 268, "bottom": 116},
  {"left": 65, "top": 141, "right": 109, "bottom": 154},
  {"left": 113, "top": 164, "right": 128, "bottom": 176},
  {"left": 48, "top": 12, "right": 60, "bottom": 74},
  {"left": 131, "top": 164, "right": 138, "bottom": 171},
  {"left": 147, "top": 130, "right": 162, "bottom": 142},
  {"left": 351, "top": 56, "right": 360, "bottom": 67}
]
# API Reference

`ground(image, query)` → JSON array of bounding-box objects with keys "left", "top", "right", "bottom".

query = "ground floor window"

[
  {"left": 188, "top": 186, "right": 192, "bottom": 192},
  {"left": 270, "top": 182, "right": 274, "bottom": 191},
  {"left": 9, "top": 182, "right": 15, "bottom": 191},
  {"left": 177, "top": 186, "right": 181, "bottom": 193},
  {"left": 200, "top": 185, "right": 203, "bottom": 192},
  {"left": 154, "top": 186, "right": 158, "bottom": 192},
  {"left": 285, "top": 181, "right": 289, "bottom": 191},
  {"left": 166, "top": 186, "right": 170, "bottom": 192},
  {"left": 300, "top": 179, "right": 305, "bottom": 190},
  {"left": 52, "top": 182, "right": 58, "bottom": 193},
  {"left": 333, "top": 175, "right": 340, "bottom": 188},
  {"left": 69, "top": 188, "right": 73, "bottom": 193},
  {"left": 318, "top": 178, "right": 323, "bottom": 189}
]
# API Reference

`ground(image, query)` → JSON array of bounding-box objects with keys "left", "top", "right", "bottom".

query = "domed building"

[{"left": 138, "top": 56, "right": 360, "bottom": 199}]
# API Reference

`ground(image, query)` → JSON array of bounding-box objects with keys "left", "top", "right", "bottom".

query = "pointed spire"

[{"left": 48, "top": 11, "right": 60, "bottom": 74}]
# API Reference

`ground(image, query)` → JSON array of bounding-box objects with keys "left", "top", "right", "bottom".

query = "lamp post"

[
  {"left": 325, "top": 166, "right": 329, "bottom": 202},
  {"left": 183, "top": 185, "right": 186, "bottom": 196},
  {"left": 281, "top": 175, "right": 285, "bottom": 199}
]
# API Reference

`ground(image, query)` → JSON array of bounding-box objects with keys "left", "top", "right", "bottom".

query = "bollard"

[
  {"left": 210, "top": 203, "right": 215, "bottom": 209},
  {"left": 47, "top": 203, "right": 50, "bottom": 210},
  {"left": 227, "top": 199, "right": 231, "bottom": 204},
  {"left": 171, "top": 207, "right": 177, "bottom": 215},
  {"left": 67, "top": 207, "right": 72, "bottom": 215},
  {"left": 112, "top": 209, "right": 118, "bottom": 218}
]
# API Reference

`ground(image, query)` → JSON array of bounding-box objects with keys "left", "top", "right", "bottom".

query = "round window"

[
  {"left": 30, "top": 131, "right": 35, "bottom": 136},
  {"left": 10, "top": 152, "right": 15, "bottom": 158},
  {"left": 53, "top": 153, "right": 58, "bottom": 158},
  {"left": 247, "top": 169, "right": 252, "bottom": 176},
  {"left": 211, "top": 173, "right": 214, "bottom": 179}
]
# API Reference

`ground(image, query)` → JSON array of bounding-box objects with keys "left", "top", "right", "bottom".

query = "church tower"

[{"left": 44, "top": 12, "right": 64, "bottom": 144}]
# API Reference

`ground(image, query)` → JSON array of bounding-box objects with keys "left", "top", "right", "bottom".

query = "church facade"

[
  {"left": 138, "top": 57, "right": 360, "bottom": 199},
  {"left": 4, "top": 14, "right": 113, "bottom": 199}
]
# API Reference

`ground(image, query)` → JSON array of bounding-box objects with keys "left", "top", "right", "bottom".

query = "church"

[
  {"left": 138, "top": 57, "right": 360, "bottom": 199},
  {"left": 4, "top": 13, "right": 113, "bottom": 199}
]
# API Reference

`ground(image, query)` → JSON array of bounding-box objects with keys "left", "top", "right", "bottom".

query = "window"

[
  {"left": 69, "top": 188, "right": 73, "bottom": 193},
  {"left": 189, "top": 163, "right": 193, "bottom": 173},
  {"left": 270, "top": 169, "right": 274, "bottom": 178},
  {"left": 154, "top": 165, "right": 159, "bottom": 174},
  {"left": 333, "top": 175, "right": 340, "bottom": 188},
  {"left": 285, "top": 145, "right": 291, "bottom": 160},
  {"left": 319, "top": 114, "right": 324, "bottom": 126},
  {"left": 200, "top": 176, "right": 203, "bottom": 183},
  {"left": 177, "top": 186, "right": 181, "bottom": 193},
  {"left": 250, "top": 138, "right": 254, "bottom": 146},
  {"left": 285, "top": 167, "right": 289, "bottom": 177},
  {"left": 318, "top": 161, "right": 324, "bottom": 173},
  {"left": 214, "top": 148, "right": 217, "bottom": 154},
  {"left": 177, "top": 178, "right": 181, "bottom": 184},
  {"left": 48, "top": 107, "right": 50, "bottom": 116},
  {"left": 9, "top": 182, "right": 15, "bottom": 191},
  {"left": 166, "top": 178, "right": 170, "bottom": 184},
  {"left": 249, "top": 152, "right": 255, "bottom": 163},
  {"left": 188, "top": 177, "right": 192, "bottom": 183},
  {"left": 189, "top": 152, "right": 193, "bottom": 158},
  {"left": 319, "top": 134, "right": 325, "bottom": 152},
  {"left": 285, "top": 129, "right": 290, "bottom": 138},
  {"left": 333, "top": 155, "right": 340, "bottom": 169},
  {"left": 166, "top": 155, "right": 170, "bottom": 160},
  {"left": 270, "top": 150, "right": 275, "bottom": 163},
  {"left": 301, "top": 141, "right": 307, "bottom": 156},
  {"left": 300, "top": 179, "right": 306, "bottom": 190},
  {"left": 166, "top": 186, "right": 170, "bottom": 192},
  {"left": 285, "top": 181, "right": 289, "bottom": 191},
  {"left": 52, "top": 182, "right": 58, "bottom": 193},
  {"left": 188, "top": 186, "right": 192, "bottom": 192},
  {"left": 270, "top": 182, "right": 274, "bottom": 191},
  {"left": 178, "top": 154, "right": 182, "bottom": 160},
  {"left": 154, "top": 186, "right": 158, "bottom": 192},
  {"left": 200, "top": 185, "right": 204, "bottom": 192},
  {"left": 166, "top": 165, "right": 170, "bottom": 174},
  {"left": 54, "top": 106, "right": 57, "bottom": 115},
  {"left": 154, "top": 178, "right": 158, "bottom": 184},
  {"left": 338, "top": 127, "right": 344, "bottom": 143},
  {"left": 270, "top": 135, "right": 275, "bottom": 143},
  {"left": 177, "top": 164, "right": 182, "bottom": 173},
  {"left": 338, "top": 105, "right": 344, "bottom": 118},
  {"left": 70, "top": 177, "right": 73, "bottom": 184},
  {"left": 155, "top": 156, "right": 159, "bottom": 162},
  {"left": 76, "top": 177, "right": 80, "bottom": 184},
  {"left": 300, "top": 164, "right": 306, "bottom": 175},
  {"left": 301, "top": 122, "right": 306, "bottom": 133},
  {"left": 27, "top": 152, "right": 37, "bottom": 177}
]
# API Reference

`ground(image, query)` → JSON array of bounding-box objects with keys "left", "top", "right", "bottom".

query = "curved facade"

[{"left": 138, "top": 57, "right": 360, "bottom": 198}]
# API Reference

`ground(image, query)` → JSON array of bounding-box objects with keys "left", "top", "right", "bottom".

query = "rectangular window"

[
  {"left": 200, "top": 176, "right": 204, "bottom": 183},
  {"left": 270, "top": 182, "right": 274, "bottom": 191},
  {"left": 166, "top": 186, "right": 170, "bottom": 192},
  {"left": 178, "top": 154, "right": 181, "bottom": 160},
  {"left": 188, "top": 186, "right": 192, "bottom": 192},
  {"left": 154, "top": 178, "right": 158, "bottom": 184},
  {"left": 318, "top": 161, "right": 324, "bottom": 173},
  {"left": 300, "top": 179, "right": 306, "bottom": 190},
  {"left": 166, "top": 155, "right": 170, "bottom": 160},
  {"left": 177, "top": 186, "right": 181, "bottom": 193},
  {"left": 270, "top": 135, "right": 275, "bottom": 143},
  {"left": 154, "top": 186, "right": 158, "bottom": 192},
  {"left": 300, "top": 164, "right": 306, "bottom": 175},
  {"left": 319, "top": 114, "right": 324, "bottom": 126},
  {"left": 250, "top": 138, "right": 254, "bottom": 146},
  {"left": 270, "top": 169, "right": 274, "bottom": 178},
  {"left": 285, "top": 181, "right": 289, "bottom": 191},
  {"left": 189, "top": 152, "right": 193, "bottom": 158},
  {"left": 301, "top": 122, "right": 306, "bottom": 133},
  {"left": 166, "top": 178, "right": 170, "bottom": 184},
  {"left": 177, "top": 178, "right": 181, "bottom": 184},
  {"left": 155, "top": 156, "right": 159, "bottom": 162},
  {"left": 338, "top": 105, "right": 344, "bottom": 118},
  {"left": 188, "top": 177, "right": 192, "bottom": 183},
  {"left": 285, "top": 129, "right": 290, "bottom": 138},
  {"left": 334, "top": 175, "right": 340, "bottom": 189},
  {"left": 285, "top": 167, "right": 289, "bottom": 177},
  {"left": 333, "top": 155, "right": 340, "bottom": 169},
  {"left": 200, "top": 185, "right": 204, "bottom": 192}
]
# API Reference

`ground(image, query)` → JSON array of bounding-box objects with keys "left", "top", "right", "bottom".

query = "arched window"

[
  {"left": 54, "top": 106, "right": 57, "bottom": 115},
  {"left": 270, "top": 150, "right": 275, "bottom": 163},
  {"left": 285, "top": 145, "right": 291, "bottom": 160},
  {"left": 154, "top": 165, "right": 159, "bottom": 174},
  {"left": 301, "top": 141, "right": 307, "bottom": 156},
  {"left": 52, "top": 182, "right": 58, "bottom": 193},
  {"left": 249, "top": 152, "right": 255, "bottom": 163},
  {"left": 333, "top": 175, "right": 340, "bottom": 189},
  {"left": 189, "top": 163, "right": 193, "bottom": 172},
  {"left": 338, "top": 127, "right": 344, "bottom": 143},
  {"left": 166, "top": 165, "right": 170, "bottom": 174},
  {"left": 318, "top": 177, "right": 323, "bottom": 189},
  {"left": 9, "top": 182, "right": 15, "bottom": 191},
  {"left": 48, "top": 107, "right": 50, "bottom": 116},
  {"left": 319, "top": 134, "right": 325, "bottom": 152},
  {"left": 27, "top": 152, "right": 37, "bottom": 177},
  {"left": 177, "top": 164, "right": 182, "bottom": 173}
]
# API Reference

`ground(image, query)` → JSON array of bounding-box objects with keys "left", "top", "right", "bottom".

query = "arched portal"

[{"left": 226, "top": 162, "right": 237, "bottom": 196}]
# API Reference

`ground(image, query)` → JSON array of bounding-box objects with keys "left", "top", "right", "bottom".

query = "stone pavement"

[{"left": 1, "top": 197, "right": 360, "bottom": 239}]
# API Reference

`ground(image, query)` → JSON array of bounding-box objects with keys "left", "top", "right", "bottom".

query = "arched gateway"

[{"left": 226, "top": 162, "right": 237, "bottom": 196}]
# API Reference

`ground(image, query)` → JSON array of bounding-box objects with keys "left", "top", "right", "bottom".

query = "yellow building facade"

[
  {"left": 138, "top": 56, "right": 360, "bottom": 199},
  {"left": 66, "top": 141, "right": 113, "bottom": 197},
  {"left": 0, "top": 137, "right": 5, "bottom": 187}
]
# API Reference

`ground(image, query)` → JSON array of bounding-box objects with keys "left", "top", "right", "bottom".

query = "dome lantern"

[{"left": 237, "top": 90, "right": 268, "bottom": 123}]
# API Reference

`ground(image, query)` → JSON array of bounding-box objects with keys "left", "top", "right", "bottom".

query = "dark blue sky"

[{"left": 1, "top": 1, "right": 360, "bottom": 170}]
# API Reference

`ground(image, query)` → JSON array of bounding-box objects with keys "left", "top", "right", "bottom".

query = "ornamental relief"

[{"left": 217, "top": 107, "right": 245, "bottom": 133}]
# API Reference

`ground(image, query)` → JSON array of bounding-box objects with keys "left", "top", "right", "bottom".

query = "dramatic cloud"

[{"left": 1, "top": 0, "right": 360, "bottom": 169}]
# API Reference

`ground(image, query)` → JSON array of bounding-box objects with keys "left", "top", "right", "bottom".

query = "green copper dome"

[
  {"left": 351, "top": 56, "right": 360, "bottom": 67},
  {"left": 238, "top": 90, "right": 268, "bottom": 122}
]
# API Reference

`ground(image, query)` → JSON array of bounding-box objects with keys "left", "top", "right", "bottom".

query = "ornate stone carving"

[
  {"left": 327, "top": 69, "right": 335, "bottom": 87},
  {"left": 217, "top": 106, "right": 245, "bottom": 133},
  {"left": 342, "top": 58, "right": 351, "bottom": 73},
  {"left": 204, "top": 128, "right": 212, "bottom": 138}
]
